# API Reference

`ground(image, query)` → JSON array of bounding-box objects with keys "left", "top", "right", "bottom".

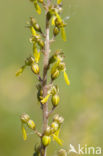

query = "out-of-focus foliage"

[{"left": 0, "top": 0, "right": 103, "bottom": 156}]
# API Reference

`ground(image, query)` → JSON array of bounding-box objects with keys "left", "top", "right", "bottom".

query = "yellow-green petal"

[
  {"left": 33, "top": 46, "right": 40, "bottom": 63},
  {"left": 52, "top": 134, "right": 63, "bottom": 145},
  {"left": 34, "top": 2, "right": 41, "bottom": 14},
  {"left": 63, "top": 71, "right": 70, "bottom": 86},
  {"left": 22, "top": 124, "right": 27, "bottom": 141},
  {"left": 54, "top": 128, "right": 60, "bottom": 137},
  {"left": 51, "top": 61, "right": 60, "bottom": 75},
  {"left": 16, "top": 66, "right": 25, "bottom": 77},
  {"left": 55, "top": 13, "right": 62, "bottom": 24},
  {"left": 31, "top": 26, "right": 37, "bottom": 36},
  {"left": 57, "top": 0, "right": 62, "bottom": 4},
  {"left": 35, "top": 51, "right": 40, "bottom": 63},
  {"left": 52, "top": 16, "right": 56, "bottom": 25},
  {"left": 41, "top": 94, "right": 51, "bottom": 104},
  {"left": 61, "top": 27, "right": 66, "bottom": 42}
]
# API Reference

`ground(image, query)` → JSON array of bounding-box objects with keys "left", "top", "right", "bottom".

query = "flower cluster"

[
  {"left": 42, "top": 114, "right": 64, "bottom": 146},
  {"left": 16, "top": 0, "right": 70, "bottom": 155},
  {"left": 20, "top": 113, "right": 36, "bottom": 140}
]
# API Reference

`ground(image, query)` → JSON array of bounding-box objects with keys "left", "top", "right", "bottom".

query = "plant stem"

[{"left": 41, "top": 0, "right": 51, "bottom": 156}]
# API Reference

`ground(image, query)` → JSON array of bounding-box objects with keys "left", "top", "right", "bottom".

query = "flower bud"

[
  {"left": 58, "top": 149, "right": 67, "bottom": 156},
  {"left": 51, "top": 69, "right": 60, "bottom": 80},
  {"left": 57, "top": 5, "right": 63, "bottom": 13},
  {"left": 51, "top": 94, "right": 60, "bottom": 107},
  {"left": 30, "top": 17, "right": 42, "bottom": 33},
  {"left": 53, "top": 114, "right": 64, "bottom": 124},
  {"left": 49, "top": 55, "right": 56, "bottom": 64},
  {"left": 56, "top": 55, "right": 64, "bottom": 62},
  {"left": 38, "top": 39, "right": 44, "bottom": 48},
  {"left": 53, "top": 27, "right": 60, "bottom": 36},
  {"left": 37, "top": 0, "right": 43, "bottom": 3},
  {"left": 27, "top": 119, "right": 36, "bottom": 130},
  {"left": 25, "top": 57, "right": 34, "bottom": 66},
  {"left": 21, "top": 113, "right": 30, "bottom": 123},
  {"left": 31, "top": 63, "right": 40, "bottom": 74},
  {"left": 53, "top": 114, "right": 59, "bottom": 122},
  {"left": 35, "top": 23, "right": 42, "bottom": 32},
  {"left": 55, "top": 18, "right": 62, "bottom": 27},
  {"left": 50, "top": 86, "right": 57, "bottom": 95},
  {"left": 58, "top": 116, "right": 64, "bottom": 124},
  {"left": 47, "top": 11, "right": 52, "bottom": 21},
  {"left": 37, "top": 89, "right": 43, "bottom": 101},
  {"left": 45, "top": 126, "right": 52, "bottom": 136},
  {"left": 30, "top": 16, "right": 36, "bottom": 25},
  {"left": 57, "top": 0, "right": 62, "bottom": 5},
  {"left": 34, "top": 145, "right": 41, "bottom": 153},
  {"left": 51, "top": 121, "right": 59, "bottom": 132},
  {"left": 42, "top": 135, "right": 51, "bottom": 146},
  {"left": 58, "top": 62, "right": 65, "bottom": 71}
]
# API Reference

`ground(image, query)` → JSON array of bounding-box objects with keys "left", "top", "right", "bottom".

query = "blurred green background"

[{"left": 0, "top": 0, "right": 103, "bottom": 155}]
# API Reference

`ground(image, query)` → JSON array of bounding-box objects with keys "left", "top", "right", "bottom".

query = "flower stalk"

[{"left": 41, "top": 1, "right": 51, "bottom": 155}]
